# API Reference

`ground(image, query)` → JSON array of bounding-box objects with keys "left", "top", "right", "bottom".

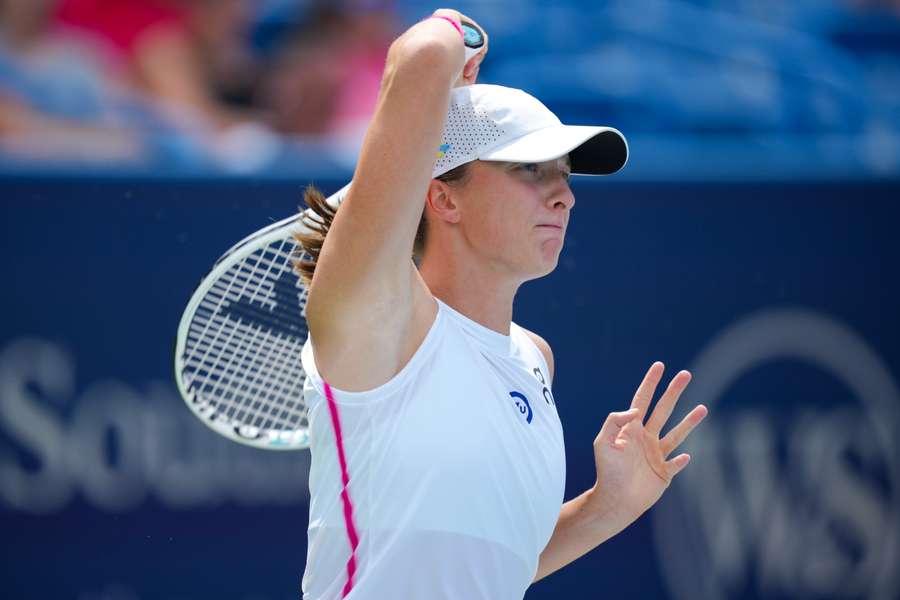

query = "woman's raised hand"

[
  {"left": 589, "top": 362, "right": 709, "bottom": 521},
  {"left": 431, "top": 9, "right": 489, "bottom": 87}
]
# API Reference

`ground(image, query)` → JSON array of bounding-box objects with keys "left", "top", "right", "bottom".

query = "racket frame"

[{"left": 173, "top": 183, "right": 350, "bottom": 450}]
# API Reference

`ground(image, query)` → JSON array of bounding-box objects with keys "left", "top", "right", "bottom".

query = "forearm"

[{"left": 532, "top": 487, "right": 636, "bottom": 583}]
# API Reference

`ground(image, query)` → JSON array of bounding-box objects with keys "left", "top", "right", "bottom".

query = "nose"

[{"left": 546, "top": 177, "right": 575, "bottom": 212}]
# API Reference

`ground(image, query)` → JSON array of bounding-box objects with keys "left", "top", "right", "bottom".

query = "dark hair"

[{"left": 293, "top": 162, "right": 473, "bottom": 285}]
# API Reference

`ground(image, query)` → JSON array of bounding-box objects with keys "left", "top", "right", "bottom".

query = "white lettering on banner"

[
  {"left": 78, "top": 583, "right": 140, "bottom": 600},
  {"left": 652, "top": 308, "right": 900, "bottom": 600},
  {"left": 77, "top": 582, "right": 280, "bottom": 600},
  {"left": 0, "top": 338, "right": 311, "bottom": 514},
  {"left": 68, "top": 380, "right": 148, "bottom": 511},
  {"left": 0, "top": 337, "right": 73, "bottom": 512}
]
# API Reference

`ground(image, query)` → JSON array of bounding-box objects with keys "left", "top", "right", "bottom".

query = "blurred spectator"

[
  {"left": 0, "top": 0, "right": 143, "bottom": 161},
  {"left": 55, "top": 0, "right": 284, "bottom": 172},
  {"left": 259, "top": 24, "right": 345, "bottom": 136},
  {"left": 0, "top": 0, "right": 282, "bottom": 171},
  {"left": 258, "top": 0, "right": 395, "bottom": 145},
  {"left": 2, "top": 0, "right": 898, "bottom": 176},
  {"left": 55, "top": 0, "right": 260, "bottom": 130}
]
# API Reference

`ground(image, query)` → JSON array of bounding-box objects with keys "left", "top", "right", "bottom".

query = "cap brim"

[{"left": 478, "top": 125, "right": 628, "bottom": 175}]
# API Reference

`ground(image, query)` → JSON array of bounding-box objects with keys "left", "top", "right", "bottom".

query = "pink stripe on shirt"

[{"left": 323, "top": 380, "right": 360, "bottom": 597}]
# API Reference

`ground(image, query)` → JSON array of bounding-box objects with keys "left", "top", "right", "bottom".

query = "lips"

[{"left": 535, "top": 224, "right": 564, "bottom": 239}]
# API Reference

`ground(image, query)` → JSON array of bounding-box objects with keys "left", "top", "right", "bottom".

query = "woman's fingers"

[
  {"left": 594, "top": 408, "right": 640, "bottom": 447},
  {"left": 630, "top": 361, "right": 665, "bottom": 422},
  {"left": 462, "top": 55, "right": 481, "bottom": 83},
  {"left": 664, "top": 453, "right": 692, "bottom": 480},
  {"left": 660, "top": 404, "right": 708, "bottom": 457},
  {"left": 432, "top": 8, "right": 463, "bottom": 20},
  {"left": 645, "top": 370, "right": 692, "bottom": 436}
]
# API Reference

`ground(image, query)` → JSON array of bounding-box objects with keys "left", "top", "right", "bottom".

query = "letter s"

[{"left": 0, "top": 338, "right": 73, "bottom": 513}]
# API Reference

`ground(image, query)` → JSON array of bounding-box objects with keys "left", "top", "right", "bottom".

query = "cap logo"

[{"left": 436, "top": 143, "right": 450, "bottom": 158}]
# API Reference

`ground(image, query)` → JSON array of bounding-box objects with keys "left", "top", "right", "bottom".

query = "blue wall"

[{"left": 2, "top": 177, "right": 898, "bottom": 599}]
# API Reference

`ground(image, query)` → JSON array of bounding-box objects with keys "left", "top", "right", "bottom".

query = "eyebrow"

[{"left": 501, "top": 159, "right": 570, "bottom": 174}]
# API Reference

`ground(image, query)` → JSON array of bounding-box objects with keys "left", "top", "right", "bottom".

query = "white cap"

[{"left": 432, "top": 84, "right": 628, "bottom": 178}]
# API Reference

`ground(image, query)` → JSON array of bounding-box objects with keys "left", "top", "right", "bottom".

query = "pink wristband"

[{"left": 428, "top": 15, "right": 464, "bottom": 39}]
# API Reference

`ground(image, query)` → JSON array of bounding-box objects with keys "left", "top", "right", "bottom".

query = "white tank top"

[{"left": 300, "top": 297, "right": 566, "bottom": 599}]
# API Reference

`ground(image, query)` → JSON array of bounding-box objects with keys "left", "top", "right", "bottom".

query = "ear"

[{"left": 425, "top": 179, "right": 462, "bottom": 224}]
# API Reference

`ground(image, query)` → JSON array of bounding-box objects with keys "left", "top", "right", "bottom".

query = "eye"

[
  {"left": 510, "top": 162, "right": 569, "bottom": 182},
  {"left": 512, "top": 163, "right": 542, "bottom": 179}
]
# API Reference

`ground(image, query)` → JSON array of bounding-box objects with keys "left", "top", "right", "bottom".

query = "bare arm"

[
  {"left": 522, "top": 327, "right": 706, "bottom": 584},
  {"left": 305, "top": 11, "right": 476, "bottom": 391},
  {"left": 533, "top": 363, "right": 708, "bottom": 584},
  {"left": 520, "top": 330, "right": 629, "bottom": 582},
  {"left": 518, "top": 330, "right": 627, "bottom": 581},
  {"left": 533, "top": 488, "right": 633, "bottom": 583}
]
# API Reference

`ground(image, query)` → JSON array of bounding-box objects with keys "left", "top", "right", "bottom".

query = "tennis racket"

[{"left": 173, "top": 182, "right": 350, "bottom": 451}]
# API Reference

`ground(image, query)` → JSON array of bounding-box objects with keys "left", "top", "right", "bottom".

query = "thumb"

[
  {"left": 463, "top": 58, "right": 479, "bottom": 81},
  {"left": 595, "top": 408, "right": 640, "bottom": 445}
]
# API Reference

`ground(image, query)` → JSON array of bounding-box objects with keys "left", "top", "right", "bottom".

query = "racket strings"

[
  {"left": 189, "top": 290, "right": 302, "bottom": 400},
  {"left": 181, "top": 236, "right": 312, "bottom": 434},
  {"left": 189, "top": 248, "right": 285, "bottom": 406},
  {"left": 233, "top": 314, "right": 305, "bottom": 428},
  {"left": 187, "top": 289, "right": 305, "bottom": 431},
  {"left": 190, "top": 313, "right": 300, "bottom": 428},
  {"left": 200, "top": 257, "right": 303, "bottom": 423}
]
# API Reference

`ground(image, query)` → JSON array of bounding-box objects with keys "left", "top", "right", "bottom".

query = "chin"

[{"left": 524, "top": 255, "right": 560, "bottom": 281}]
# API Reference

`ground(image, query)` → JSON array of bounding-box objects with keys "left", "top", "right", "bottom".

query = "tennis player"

[{"left": 294, "top": 9, "right": 708, "bottom": 599}]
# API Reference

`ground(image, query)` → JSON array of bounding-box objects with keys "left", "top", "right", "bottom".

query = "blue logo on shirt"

[{"left": 509, "top": 391, "right": 533, "bottom": 424}]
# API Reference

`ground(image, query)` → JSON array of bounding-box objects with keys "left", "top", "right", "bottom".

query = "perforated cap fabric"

[{"left": 432, "top": 84, "right": 629, "bottom": 178}]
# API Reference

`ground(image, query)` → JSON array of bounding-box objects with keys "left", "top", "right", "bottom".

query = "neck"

[{"left": 418, "top": 248, "right": 521, "bottom": 336}]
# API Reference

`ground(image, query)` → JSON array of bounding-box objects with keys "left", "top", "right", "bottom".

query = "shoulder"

[{"left": 519, "top": 326, "right": 554, "bottom": 384}]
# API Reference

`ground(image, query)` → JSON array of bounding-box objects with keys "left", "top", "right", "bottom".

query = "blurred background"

[
  {"left": 1, "top": 0, "right": 900, "bottom": 178},
  {"left": 2, "top": 0, "right": 898, "bottom": 599}
]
